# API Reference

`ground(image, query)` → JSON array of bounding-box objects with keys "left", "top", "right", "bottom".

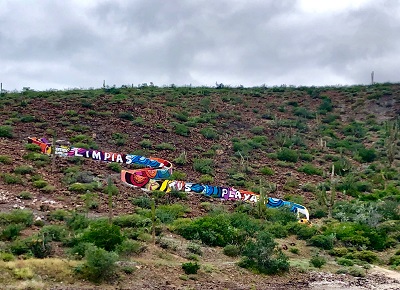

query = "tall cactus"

[{"left": 385, "top": 119, "right": 399, "bottom": 168}]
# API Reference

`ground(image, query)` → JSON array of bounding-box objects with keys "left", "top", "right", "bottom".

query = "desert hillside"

[{"left": 0, "top": 83, "right": 399, "bottom": 289}]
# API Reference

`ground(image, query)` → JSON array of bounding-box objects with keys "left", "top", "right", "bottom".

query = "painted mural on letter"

[{"left": 28, "top": 137, "right": 310, "bottom": 220}]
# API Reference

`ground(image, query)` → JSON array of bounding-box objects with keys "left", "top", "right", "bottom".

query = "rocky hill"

[{"left": 0, "top": 83, "right": 399, "bottom": 289}]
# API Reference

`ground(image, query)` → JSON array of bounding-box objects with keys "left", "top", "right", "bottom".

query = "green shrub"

[
  {"left": 80, "top": 220, "right": 124, "bottom": 251},
  {"left": 131, "top": 196, "right": 152, "bottom": 209},
  {"left": 155, "top": 142, "right": 176, "bottom": 151},
  {"left": 351, "top": 250, "right": 378, "bottom": 263},
  {"left": 1, "top": 173, "right": 23, "bottom": 184},
  {"left": 40, "top": 225, "right": 68, "bottom": 242},
  {"left": 0, "top": 252, "right": 15, "bottom": 262},
  {"left": 239, "top": 231, "right": 289, "bottom": 274},
  {"left": 118, "top": 112, "right": 134, "bottom": 121},
  {"left": 223, "top": 245, "right": 241, "bottom": 257},
  {"left": 337, "top": 257, "right": 354, "bottom": 266},
  {"left": 174, "top": 214, "right": 236, "bottom": 247},
  {"left": 68, "top": 182, "right": 95, "bottom": 193},
  {"left": 200, "top": 127, "right": 218, "bottom": 140},
  {"left": 49, "top": 209, "right": 71, "bottom": 221},
  {"left": 113, "top": 214, "right": 151, "bottom": 228},
  {"left": 358, "top": 148, "right": 377, "bottom": 163},
  {"left": 329, "top": 247, "right": 349, "bottom": 257},
  {"left": 277, "top": 148, "right": 298, "bottom": 162},
  {"left": 187, "top": 242, "right": 203, "bottom": 256},
  {"left": 0, "top": 125, "right": 13, "bottom": 138},
  {"left": 308, "top": 234, "right": 334, "bottom": 250},
  {"left": 116, "top": 240, "right": 146, "bottom": 257},
  {"left": 260, "top": 166, "right": 274, "bottom": 175},
  {"left": 107, "top": 162, "right": 122, "bottom": 173},
  {"left": 193, "top": 158, "right": 214, "bottom": 175},
  {"left": 78, "top": 244, "right": 119, "bottom": 283},
  {"left": 0, "top": 155, "right": 12, "bottom": 164},
  {"left": 174, "top": 123, "right": 190, "bottom": 136},
  {"left": 18, "top": 191, "right": 32, "bottom": 200},
  {"left": 199, "top": 174, "right": 214, "bottom": 184},
  {"left": 24, "top": 143, "right": 42, "bottom": 152},
  {"left": 250, "top": 126, "right": 264, "bottom": 134},
  {"left": 0, "top": 209, "right": 33, "bottom": 226},
  {"left": 297, "top": 163, "right": 323, "bottom": 176},
  {"left": 14, "top": 166, "right": 35, "bottom": 175},
  {"left": 348, "top": 266, "right": 366, "bottom": 277},
  {"left": 389, "top": 255, "right": 400, "bottom": 266},
  {"left": 139, "top": 139, "right": 153, "bottom": 148},
  {"left": 310, "top": 254, "right": 326, "bottom": 268},
  {"left": 289, "top": 247, "right": 299, "bottom": 255},
  {"left": 181, "top": 262, "right": 200, "bottom": 275},
  {"left": 1, "top": 224, "right": 24, "bottom": 241},
  {"left": 156, "top": 204, "right": 187, "bottom": 224},
  {"left": 32, "top": 179, "right": 48, "bottom": 188}
]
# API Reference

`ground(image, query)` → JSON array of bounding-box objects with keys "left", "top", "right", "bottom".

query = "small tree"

[
  {"left": 79, "top": 244, "right": 118, "bottom": 283},
  {"left": 239, "top": 231, "right": 289, "bottom": 274}
]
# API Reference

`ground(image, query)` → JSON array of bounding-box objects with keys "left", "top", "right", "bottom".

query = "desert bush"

[
  {"left": 174, "top": 123, "right": 190, "bottom": 136},
  {"left": 24, "top": 143, "right": 42, "bottom": 152},
  {"left": 277, "top": 148, "right": 298, "bottom": 162},
  {"left": 187, "top": 242, "right": 203, "bottom": 256},
  {"left": 193, "top": 158, "right": 214, "bottom": 175},
  {"left": 113, "top": 214, "right": 151, "bottom": 228},
  {"left": 80, "top": 220, "right": 124, "bottom": 251},
  {"left": 40, "top": 225, "right": 68, "bottom": 242},
  {"left": 139, "top": 139, "right": 152, "bottom": 148},
  {"left": 349, "top": 250, "right": 378, "bottom": 263},
  {"left": 18, "top": 191, "right": 32, "bottom": 200},
  {"left": 181, "top": 262, "right": 200, "bottom": 274},
  {"left": 336, "top": 257, "right": 354, "bottom": 266},
  {"left": 1, "top": 173, "right": 23, "bottom": 184},
  {"left": 309, "top": 254, "right": 326, "bottom": 268},
  {"left": 155, "top": 142, "right": 176, "bottom": 151},
  {"left": 297, "top": 163, "right": 323, "bottom": 176},
  {"left": 307, "top": 234, "right": 335, "bottom": 250},
  {"left": 49, "top": 209, "right": 71, "bottom": 221},
  {"left": 107, "top": 162, "right": 122, "bottom": 173},
  {"left": 14, "top": 165, "right": 35, "bottom": 175},
  {"left": 260, "top": 166, "right": 274, "bottom": 175},
  {"left": 0, "top": 209, "right": 33, "bottom": 226},
  {"left": 223, "top": 244, "right": 240, "bottom": 257},
  {"left": 0, "top": 155, "right": 12, "bottom": 164},
  {"left": 77, "top": 244, "right": 118, "bottom": 283},
  {"left": 200, "top": 127, "right": 218, "bottom": 139},
  {"left": 239, "top": 231, "right": 289, "bottom": 274},
  {"left": 131, "top": 196, "right": 152, "bottom": 209},
  {"left": 156, "top": 204, "right": 188, "bottom": 224},
  {"left": 1, "top": 223, "right": 24, "bottom": 241},
  {"left": 0, "top": 252, "right": 15, "bottom": 262},
  {"left": 116, "top": 239, "right": 146, "bottom": 257},
  {"left": 357, "top": 147, "right": 377, "bottom": 163},
  {"left": 118, "top": 112, "right": 134, "bottom": 121},
  {"left": 32, "top": 179, "right": 48, "bottom": 188},
  {"left": 174, "top": 214, "right": 236, "bottom": 247},
  {"left": 0, "top": 125, "right": 13, "bottom": 138}
]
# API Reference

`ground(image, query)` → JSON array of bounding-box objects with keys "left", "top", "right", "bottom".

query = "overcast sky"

[{"left": 1, "top": 0, "right": 399, "bottom": 91}]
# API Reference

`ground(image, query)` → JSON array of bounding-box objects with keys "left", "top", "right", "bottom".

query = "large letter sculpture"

[{"left": 28, "top": 137, "right": 310, "bottom": 220}]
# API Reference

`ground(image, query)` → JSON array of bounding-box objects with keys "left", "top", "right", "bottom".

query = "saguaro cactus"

[{"left": 385, "top": 119, "right": 399, "bottom": 168}]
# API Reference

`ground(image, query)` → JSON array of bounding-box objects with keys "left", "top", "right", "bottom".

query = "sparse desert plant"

[
  {"left": 0, "top": 125, "right": 13, "bottom": 138},
  {"left": 182, "top": 262, "right": 200, "bottom": 274},
  {"left": 309, "top": 254, "right": 326, "bottom": 268},
  {"left": 0, "top": 155, "right": 12, "bottom": 164}
]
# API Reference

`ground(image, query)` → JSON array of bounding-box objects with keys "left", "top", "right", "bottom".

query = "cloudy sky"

[{"left": 1, "top": 0, "right": 399, "bottom": 91}]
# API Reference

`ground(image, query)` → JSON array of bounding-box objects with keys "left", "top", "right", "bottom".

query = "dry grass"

[{"left": 0, "top": 258, "right": 79, "bottom": 288}]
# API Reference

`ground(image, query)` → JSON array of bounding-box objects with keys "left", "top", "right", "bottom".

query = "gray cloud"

[{"left": 0, "top": 0, "right": 399, "bottom": 91}]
